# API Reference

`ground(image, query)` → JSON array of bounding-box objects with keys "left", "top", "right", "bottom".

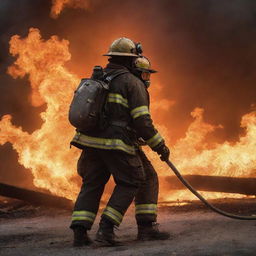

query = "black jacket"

[{"left": 72, "top": 63, "right": 164, "bottom": 155}]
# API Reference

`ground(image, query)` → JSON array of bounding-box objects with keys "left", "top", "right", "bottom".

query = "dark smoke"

[{"left": 0, "top": 0, "right": 256, "bottom": 187}]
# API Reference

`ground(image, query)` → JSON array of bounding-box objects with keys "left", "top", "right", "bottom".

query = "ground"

[{"left": 0, "top": 198, "right": 255, "bottom": 256}]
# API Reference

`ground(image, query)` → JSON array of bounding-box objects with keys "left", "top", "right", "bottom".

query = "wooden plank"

[
  {"left": 0, "top": 183, "right": 73, "bottom": 210},
  {"left": 165, "top": 175, "right": 256, "bottom": 195}
]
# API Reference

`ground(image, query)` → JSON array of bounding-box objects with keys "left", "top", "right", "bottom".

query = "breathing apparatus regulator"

[{"left": 103, "top": 38, "right": 256, "bottom": 220}]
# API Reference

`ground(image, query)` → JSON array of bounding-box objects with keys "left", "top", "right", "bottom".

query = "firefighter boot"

[
  {"left": 137, "top": 222, "right": 170, "bottom": 241},
  {"left": 73, "top": 226, "right": 92, "bottom": 247},
  {"left": 95, "top": 218, "right": 119, "bottom": 246}
]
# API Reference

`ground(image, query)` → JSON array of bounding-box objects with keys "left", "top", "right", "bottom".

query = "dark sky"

[{"left": 0, "top": 0, "right": 256, "bottom": 188}]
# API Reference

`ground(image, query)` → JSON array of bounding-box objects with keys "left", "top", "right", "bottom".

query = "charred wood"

[
  {"left": 0, "top": 183, "right": 73, "bottom": 210},
  {"left": 165, "top": 175, "right": 256, "bottom": 195}
]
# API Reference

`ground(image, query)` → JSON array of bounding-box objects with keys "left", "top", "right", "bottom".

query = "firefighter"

[
  {"left": 70, "top": 37, "right": 170, "bottom": 246},
  {"left": 132, "top": 55, "right": 156, "bottom": 87}
]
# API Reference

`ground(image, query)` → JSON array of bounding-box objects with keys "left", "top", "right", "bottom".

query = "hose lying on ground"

[{"left": 166, "top": 159, "right": 256, "bottom": 220}]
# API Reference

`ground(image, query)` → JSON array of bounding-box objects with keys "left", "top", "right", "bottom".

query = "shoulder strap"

[{"left": 104, "top": 70, "right": 129, "bottom": 83}]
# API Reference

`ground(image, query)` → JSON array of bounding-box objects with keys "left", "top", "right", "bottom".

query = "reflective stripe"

[
  {"left": 130, "top": 106, "right": 150, "bottom": 119},
  {"left": 146, "top": 133, "right": 163, "bottom": 148},
  {"left": 102, "top": 206, "right": 123, "bottom": 225},
  {"left": 72, "top": 132, "right": 135, "bottom": 155},
  {"left": 107, "top": 93, "right": 129, "bottom": 108},
  {"left": 135, "top": 204, "right": 157, "bottom": 215},
  {"left": 72, "top": 216, "right": 94, "bottom": 222},
  {"left": 72, "top": 210, "right": 96, "bottom": 222},
  {"left": 73, "top": 211, "right": 96, "bottom": 217}
]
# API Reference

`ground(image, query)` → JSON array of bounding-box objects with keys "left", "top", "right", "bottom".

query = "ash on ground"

[{"left": 0, "top": 197, "right": 255, "bottom": 256}]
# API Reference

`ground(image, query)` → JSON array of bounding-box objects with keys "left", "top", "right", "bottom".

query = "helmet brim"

[
  {"left": 103, "top": 52, "right": 139, "bottom": 57},
  {"left": 136, "top": 67, "right": 157, "bottom": 73}
]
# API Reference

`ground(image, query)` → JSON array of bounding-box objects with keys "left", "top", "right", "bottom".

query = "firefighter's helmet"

[
  {"left": 103, "top": 37, "right": 142, "bottom": 57},
  {"left": 134, "top": 56, "right": 157, "bottom": 73}
]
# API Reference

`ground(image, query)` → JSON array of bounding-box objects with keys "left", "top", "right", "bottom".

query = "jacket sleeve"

[{"left": 127, "top": 76, "right": 164, "bottom": 150}]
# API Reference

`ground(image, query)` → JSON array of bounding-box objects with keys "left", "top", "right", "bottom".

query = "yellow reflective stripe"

[
  {"left": 108, "top": 93, "right": 129, "bottom": 108},
  {"left": 103, "top": 212, "right": 121, "bottom": 225},
  {"left": 135, "top": 204, "right": 157, "bottom": 215},
  {"left": 146, "top": 133, "right": 163, "bottom": 148},
  {"left": 136, "top": 210, "right": 157, "bottom": 214},
  {"left": 106, "top": 206, "right": 123, "bottom": 219},
  {"left": 71, "top": 210, "right": 96, "bottom": 222},
  {"left": 130, "top": 106, "right": 150, "bottom": 119},
  {"left": 103, "top": 206, "right": 123, "bottom": 225},
  {"left": 72, "top": 132, "right": 135, "bottom": 155},
  {"left": 72, "top": 211, "right": 96, "bottom": 218},
  {"left": 72, "top": 216, "right": 94, "bottom": 222}
]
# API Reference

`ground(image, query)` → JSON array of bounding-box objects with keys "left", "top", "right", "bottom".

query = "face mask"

[
  {"left": 141, "top": 72, "right": 151, "bottom": 88},
  {"left": 131, "top": 68, "right": 151, "bottom": 88},
  {"left": 141, "top": 72, "right": 151, "bottom": 81},
  {"left": 144, "top": 80, "right": 151, "bottom": 88}
]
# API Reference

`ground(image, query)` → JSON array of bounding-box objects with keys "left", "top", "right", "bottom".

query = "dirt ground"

[{"left": 0, "top": 198, "right": 256, "bottom": 256}]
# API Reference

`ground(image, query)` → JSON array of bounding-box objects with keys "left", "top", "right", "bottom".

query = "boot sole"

[{"left": 95, "top": 237, "right": 123, "bottom": 247}]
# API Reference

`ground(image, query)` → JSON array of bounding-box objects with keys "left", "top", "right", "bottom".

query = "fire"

[
  {"left": 172, "top": 108, "right": 256, "bottom": 178},
  {"left": 50, "top": 0, "right": 101, "bottom": 18},
  {"left": 0, "top": 28, "right": 255, "bottom": 202},
  {"left": 150, "top": 108, "right": 256, "bottom": 201},
  {"left": 1, "top": 28, "right": 80, "bottom": 199}
]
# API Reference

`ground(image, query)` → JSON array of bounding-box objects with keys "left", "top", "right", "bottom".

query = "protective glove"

[{"left": 154, "top": 143, "right": 170, "bottom": 161}]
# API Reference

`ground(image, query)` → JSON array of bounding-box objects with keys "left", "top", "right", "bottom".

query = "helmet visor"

[{"left": 141, "top": 71, "right": 151, "bottom": 81}]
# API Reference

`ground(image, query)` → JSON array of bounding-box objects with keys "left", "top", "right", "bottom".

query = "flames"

[
  {"left": 1, "top": 28, "right": 80, "bottom": 199},
  {"left": 148, "top": 108, "right": 256, "bottom": 201},
  {"left": 0, "top": 28, "right": 255, "bottom": 201},
  {"left": 50, "top": 0, "right": 103, "bottom": 18},
  {"left": 173, "top": 108, "right": 256, "bottom": 178}
]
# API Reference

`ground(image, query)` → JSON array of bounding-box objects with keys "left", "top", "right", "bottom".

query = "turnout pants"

[{"left": 70, "top": 147, "right": 159, "bottom": 230}]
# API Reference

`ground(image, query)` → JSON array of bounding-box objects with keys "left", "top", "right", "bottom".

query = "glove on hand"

[{"left": 154, "top": 143, "right": 170, "bottom": 161}]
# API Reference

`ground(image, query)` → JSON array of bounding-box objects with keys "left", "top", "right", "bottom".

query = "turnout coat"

[{"left": 71, "top": 63, "right": 164, "bottom": 154}]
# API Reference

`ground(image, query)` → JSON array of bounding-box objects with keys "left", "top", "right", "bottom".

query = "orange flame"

[
  {"left": 50, "top": 0, "right": 102, "bottom": 18},
  {"left": 172, "top": 108, "right": 256, "bottom": 178},
  {"left": 0, "top": 28, "right": 255, "bottom": 201},
  {"left": 149, "top": 108, "right": 256, "bottom": 201},
  {"left": 1, "top": 28, "right": 80, "bottom": 199}
]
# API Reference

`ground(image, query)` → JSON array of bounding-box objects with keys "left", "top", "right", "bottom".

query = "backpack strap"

[{"left": 104, "top": 70, "right": 129, "bottom": 84}]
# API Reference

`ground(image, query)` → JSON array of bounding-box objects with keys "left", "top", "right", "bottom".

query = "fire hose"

[{"left": 165, "top": 159, "right": 256, "bottom": 220}]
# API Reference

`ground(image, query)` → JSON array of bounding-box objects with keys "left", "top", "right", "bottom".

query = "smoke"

[
  {"left": 0, "top": 0, "right": 256, "bottom": 190},
  {"left": 142, "top": 0, "right": 256, "bottom": 141},
  {"left": 49, "top": 0, "right": 256, "bottom": 141}
]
